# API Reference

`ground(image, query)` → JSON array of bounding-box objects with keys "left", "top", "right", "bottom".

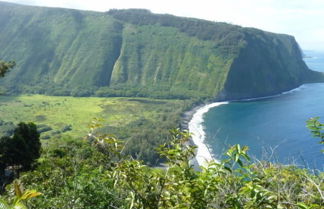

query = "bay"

[{"left": 204, "top": 50, "right": 324, "bottom": 170}]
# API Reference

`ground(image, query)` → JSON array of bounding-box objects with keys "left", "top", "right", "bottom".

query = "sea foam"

[{"left": 188, "top": 102, "right": 228, "bottom": 166}]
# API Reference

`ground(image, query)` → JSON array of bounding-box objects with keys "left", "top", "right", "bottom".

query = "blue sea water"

[{"left": 204, "top": 51, "right": 324, "bottom": 170}]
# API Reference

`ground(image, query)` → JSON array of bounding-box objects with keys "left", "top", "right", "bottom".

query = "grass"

[{"left": 0, "top": 94, "right": 187, "bottom": 139}]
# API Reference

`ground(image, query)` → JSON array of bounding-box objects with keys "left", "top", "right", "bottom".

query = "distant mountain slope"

[{"left": 0, "top": 2, "right": 323, "bottom": 99}]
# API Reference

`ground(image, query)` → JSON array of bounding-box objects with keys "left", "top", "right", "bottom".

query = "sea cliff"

[{"left": 0, "top": 2, "right": 323, "bottom": 99}]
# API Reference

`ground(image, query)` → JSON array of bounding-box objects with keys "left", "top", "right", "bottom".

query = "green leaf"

[
  {"left": 224, "top": 166, "right": 232, "bottom": 173},
  {"left": 20, "top": 190, "right": 42, "bottom": 200},
  {"left": 296, "top": 202, "right": 310, "bottom": 209},
  {"left": 237, "top": 159, "right": 243, "bottom": 167}
]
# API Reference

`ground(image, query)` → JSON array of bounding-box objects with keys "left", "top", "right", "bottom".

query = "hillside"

[{"left": 0, "top": 2, "right": 323, "bottom": 99}]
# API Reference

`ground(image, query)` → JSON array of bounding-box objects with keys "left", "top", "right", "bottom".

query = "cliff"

[{"left": 0, "top": 2, "right": 323, "bottom": 99}]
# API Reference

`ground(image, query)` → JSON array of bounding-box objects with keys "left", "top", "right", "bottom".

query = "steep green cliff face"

[
  {"left": 0, "top": 3, "right": 323, "bottom": 99},
  {"left": 109, "top": 24, "right": 234, "bottom": 98},
  {"left": 0, "top": 2, "right": 123, "bottom": 94},
  {"left": 221, "top": 29, "right": 324, "bottom": 100}
]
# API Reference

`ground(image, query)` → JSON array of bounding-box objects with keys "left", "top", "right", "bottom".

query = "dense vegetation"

[
  {"left": 0, "top": 122, "right": 40, "bottom": 193},
  {"left": 0, "top": 95, "right": 193, "bottom": 165},
  {"left": 1, "top": 127, "right": 323, "bottom": 208},
  {"left": 1, "top": 2, "right": 323, "bottom": 100},
  {"left": 0, "top": 60, "right": 15, "bottom": 78},
  {"left": 307, "top": 117, "right": 324, "bottom": 153},
  {"left": 0, "top": 2, "right": 323, "bottom": 208}
]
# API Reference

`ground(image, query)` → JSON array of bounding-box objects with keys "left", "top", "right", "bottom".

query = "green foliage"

[
  {"left": 0, "top": 95, "right": 191, "bottom": 164},
  {"left": 307, "top": 117, "right": 324, "bottom": 143},
  {"left": 307, "top": 117, "right": 324, "bottom": 152},
  {"left": 3, "top": 128, "right": 321, "bottom": 209},
  {"left": 0, "top": 181, "right": 41, "bottom": 209},
  {"left": 0, "top": 122, "right": 40, "bottom": 173},
  {"left": 0, "top": 61, "right": 15, "bottom": 78},
  {"left": 223, "top": 30, "right": 324, "bottom": 100},
  {"left": 14, "top": 138, "right": 126, "bottom": 209},
  {"left": 0, "top": 122, "right": 40, "bottom": 193},
  {"left": 107, "top": 9, "right": 243, "bottom": 42}
]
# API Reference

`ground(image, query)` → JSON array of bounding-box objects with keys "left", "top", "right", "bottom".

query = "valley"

[
  {"left": 0, "top": 1, "right": 323, "bottom": 208},
  {"left": 0, "top": 94, "right": 191, "bottom": 164}
]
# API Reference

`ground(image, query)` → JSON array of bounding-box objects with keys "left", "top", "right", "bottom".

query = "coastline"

[
  {"left": 187, "top": 102, "right": 228, "bottom": 167},
  {"left": 185, "top": 85, "right": 305, "bottom": 167}
]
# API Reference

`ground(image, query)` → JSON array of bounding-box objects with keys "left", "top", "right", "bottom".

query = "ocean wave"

[{"left": 188, "top": 102, "right": 228, "bottom": 166}]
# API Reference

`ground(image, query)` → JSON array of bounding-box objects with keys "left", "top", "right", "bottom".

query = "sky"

[{"left": 3, "top": 0, "right": 324, "bottom": 51}]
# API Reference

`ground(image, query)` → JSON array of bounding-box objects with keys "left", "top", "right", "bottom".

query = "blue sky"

[{"left": 3, "top": 0, "right": 324, "bottom": 51}]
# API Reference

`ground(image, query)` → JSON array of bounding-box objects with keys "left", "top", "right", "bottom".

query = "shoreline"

[
  {"left": 185, "top": 85, "right": 305, "bottom": 167},
  {"left": 187, "top": 102, "right": 228, "bottom": 167}
]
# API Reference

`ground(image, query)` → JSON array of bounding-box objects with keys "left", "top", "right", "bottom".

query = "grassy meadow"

[{"left": 0, "top": 94, "right": 188, "bottom": 140}]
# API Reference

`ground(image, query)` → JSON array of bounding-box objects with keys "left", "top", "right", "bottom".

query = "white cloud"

[{"left": 3, "top": 0, "right": 324, "bottom": 50}]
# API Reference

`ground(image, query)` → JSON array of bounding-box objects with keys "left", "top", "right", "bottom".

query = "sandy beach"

[{"left": 187, "top": 102, "right": 228, "bottom": 167}]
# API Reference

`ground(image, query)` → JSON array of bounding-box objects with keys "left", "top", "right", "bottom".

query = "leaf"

[
  {"left": 234, "top": 154, "right": 239, "bottom": 162},
  {"left": 237, "top": 159, "right": 243, "bottom": 167},
  {"left": 20, "top": 190, "right": 42, "bottom": 200},
  {"left": 14, "top": 181, "right": 23, "bottom": 198},
  {"left": 237, "top": 144, "right": 241, "bottom": 153},
  {"left": 296, "top": 202, "right": 310, "bottom": 209},
  {"left": 128, "top": 191, "right": 135, "bottom": 209},
  {"left": 224, "top": 166, "right": 232, "bottom": 173}
]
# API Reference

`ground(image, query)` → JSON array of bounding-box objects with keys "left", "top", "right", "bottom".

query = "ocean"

[{"left": 201, "top": 51, "right": 324, "bottom": 170}]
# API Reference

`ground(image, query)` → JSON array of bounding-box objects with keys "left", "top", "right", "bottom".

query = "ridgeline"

[{"left": 0, "top": 2, "right": 323, "bottom": 100}]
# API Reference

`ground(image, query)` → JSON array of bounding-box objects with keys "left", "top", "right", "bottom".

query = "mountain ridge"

[{"left": 0, "top": 2, "right": 323, "bottom": 99}]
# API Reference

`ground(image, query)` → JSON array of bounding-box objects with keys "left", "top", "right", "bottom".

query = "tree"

[
  {"left": 0, "top": 60, "right": 15, "bottom": 77},
  {"left": 0, "top": 123, "right": 40, "bottom": 193},
  {"left": 0, "top": 136, "right": 11, "bottom": 172},
  {"left": 0, "top": 123, "right": 41, "bottom": 173}
]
